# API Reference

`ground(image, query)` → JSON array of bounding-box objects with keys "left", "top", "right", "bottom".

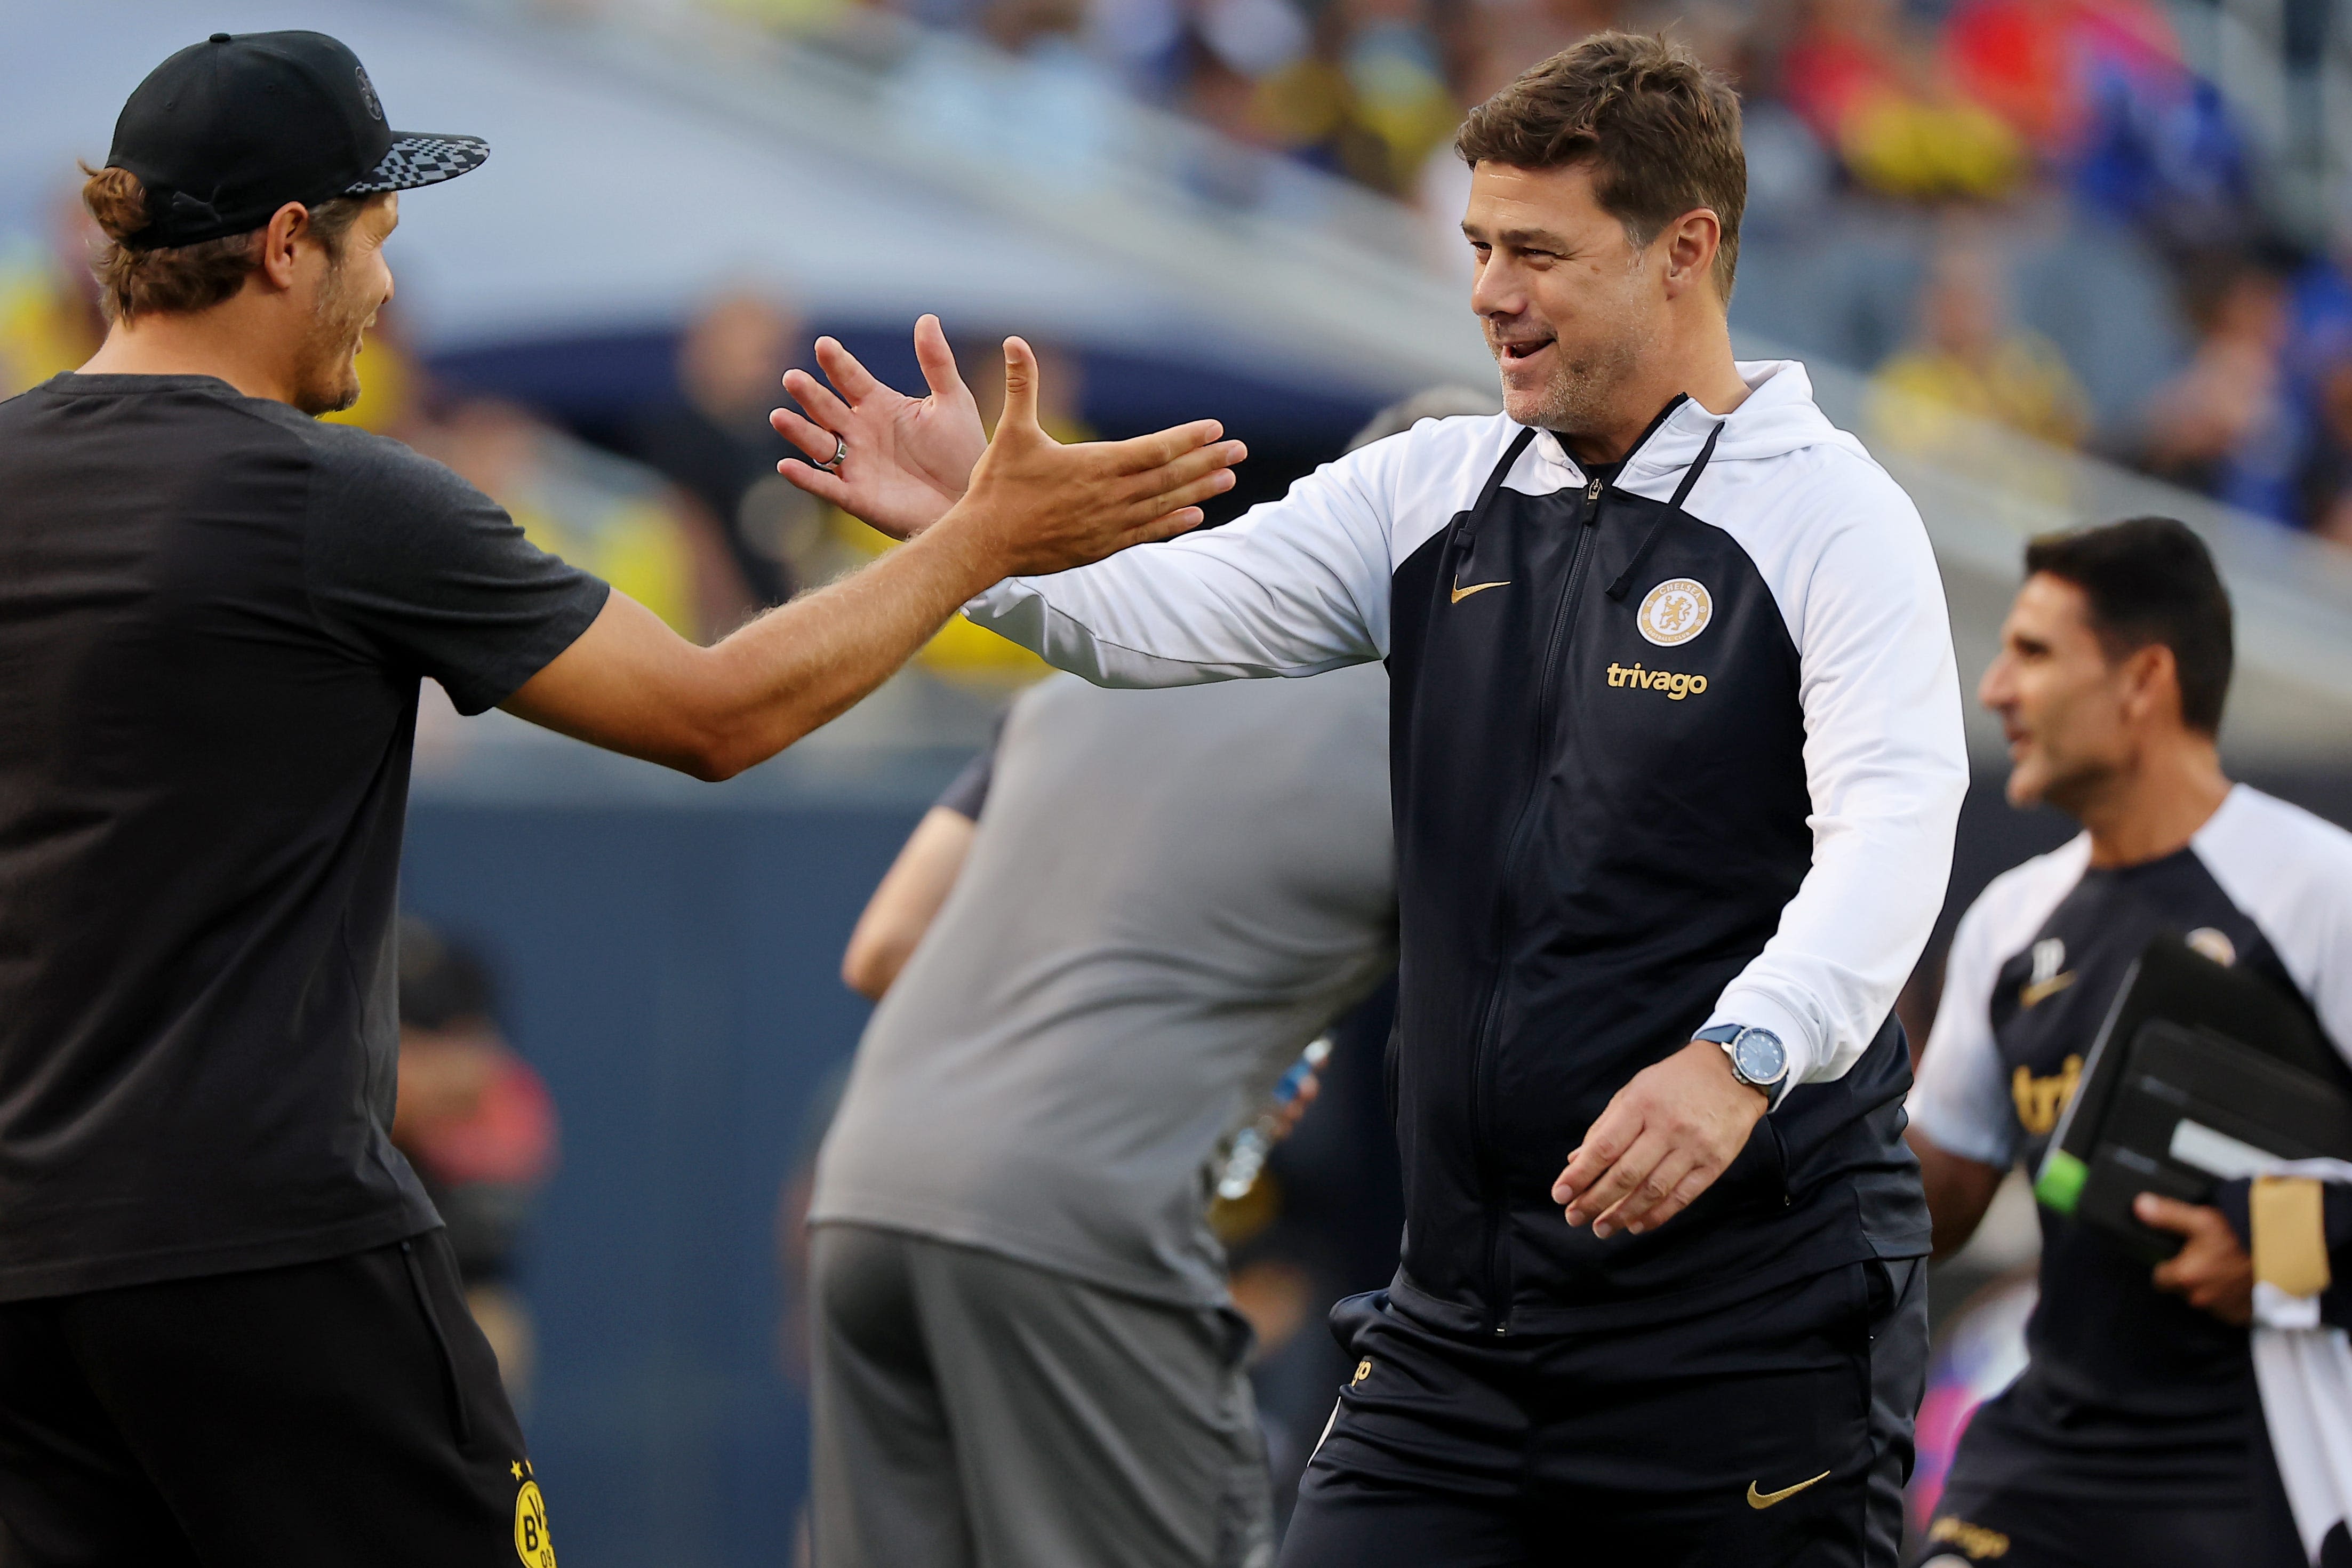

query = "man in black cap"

[{"left": 0, "top": 30, "right": 1241, "bottom": 1568}]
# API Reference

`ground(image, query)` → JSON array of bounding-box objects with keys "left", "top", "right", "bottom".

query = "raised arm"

[
  {"left": 775, "top": 322, "right": 1401, "bottom": 688},
  {"left": 505, "top": 340, "right": 1243, "bottom": 777}
]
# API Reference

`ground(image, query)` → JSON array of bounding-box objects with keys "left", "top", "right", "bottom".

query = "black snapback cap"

[{"left": 106, "top": 30, "right": 489, "bottom": 251}]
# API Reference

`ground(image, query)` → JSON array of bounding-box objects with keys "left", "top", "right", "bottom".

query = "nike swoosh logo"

[
  {"left": 2020, "top": 971, "right": 2076, "bottom": 1007},
  {"left": 1451, "top": 580, "right": 1509, "bottom": 604},
  {"left": 1747, "top": 1470, "right": 1831, "bottom": 1509}
]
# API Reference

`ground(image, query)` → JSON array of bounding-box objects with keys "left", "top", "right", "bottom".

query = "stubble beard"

[
  {"left": 1500, "top": 313, "right": 1659, "bottom": 442},
  {"left": 2011, "top": 740, "right": 2113, "bottom": 820},
  {"left": 292, "top": 265, "right": 379, "bottom": 418}
]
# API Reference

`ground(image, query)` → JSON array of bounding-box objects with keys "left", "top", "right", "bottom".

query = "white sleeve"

[
  {"left": 1907, "top": 893, "right": 2025, "bottom": 1168},
  {"left": 1701, "top": 471, "right": 1970, "bottom": 1093},
  {"left": 2193, "top": 787, "right": 2352, "bottom": 1065},
  {"left": 959, "top": 436, "right": 1404, "bottom": 687}
]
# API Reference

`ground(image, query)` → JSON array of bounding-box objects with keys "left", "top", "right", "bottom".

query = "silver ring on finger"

[{"left": 816, "top": 435, "right": 847, "bottom": 474}]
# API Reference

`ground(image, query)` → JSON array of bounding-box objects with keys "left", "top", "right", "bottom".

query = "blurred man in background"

[
  {"left": 627, "top": 289, "right": 813, "bottom": 607},
  {"left": 782, "top": 33, "right": 1965, "bottom": 1565},
  {"left": 0, "top": 28, "right": 1238, "bottom": 1567},
  {"left": 805, "top": 522, "right": 1397, "bottom": 1565},
  {"left": 395, "top": 919, "right": 559, "bottom": 1414},
  {"left": 1908, "top": 518, "right": 2352, "bottom": 1568}
]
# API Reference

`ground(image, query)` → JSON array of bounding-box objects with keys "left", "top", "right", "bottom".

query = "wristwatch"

[{"left": 1695, "top": 1023, "right": 1788, "bottom": 1101}]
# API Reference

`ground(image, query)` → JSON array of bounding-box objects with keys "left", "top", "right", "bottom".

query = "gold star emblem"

[{"left": 511, "top": 1462, "right": 524, "bottom": 1481}]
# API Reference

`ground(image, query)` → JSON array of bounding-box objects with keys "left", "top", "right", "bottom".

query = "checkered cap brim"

[{"left": 345, "top": 132, "right": 490, "bottom": 195}]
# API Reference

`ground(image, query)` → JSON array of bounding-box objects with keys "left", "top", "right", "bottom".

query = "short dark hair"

[
  {"left": 1453, "top": 31, "right": 1746, "bottom": 299},
  {"left": 79, "top": 164, "right": 370, "bottom": 323},
  {"left": 2024, "top": 516, "right": 2234, "bottom": 734}
]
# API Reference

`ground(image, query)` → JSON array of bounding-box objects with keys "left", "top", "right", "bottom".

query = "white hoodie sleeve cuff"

[{"left": 1700, "top": 990, "right": 1821, "bottom": 1109}]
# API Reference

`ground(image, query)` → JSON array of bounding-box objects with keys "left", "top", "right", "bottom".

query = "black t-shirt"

[{"left": 0, "top": 373, "right": 609, "bottom": 1301}]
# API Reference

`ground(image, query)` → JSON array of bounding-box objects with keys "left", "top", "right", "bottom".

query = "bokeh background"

[{"left": 8, "top": 0, "right": 2352, "bottom": 1561}]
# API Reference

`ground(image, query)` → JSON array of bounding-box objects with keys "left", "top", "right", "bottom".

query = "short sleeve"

[
  {"left": 935, "top": 715, "right": 1005, "bottom": 821},
  {"left": 302, "top": 428, "right": 610, "bottom": 714},
  {"left": 1908, "top": 892, "right": 2025, "bottom": 1170}
]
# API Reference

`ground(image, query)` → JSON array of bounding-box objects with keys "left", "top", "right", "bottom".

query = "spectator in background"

[
  {"left": 2138, "top": 260, "right": 2298, "bottom": 523},
  {"left": 627, "top": 290, "right": 817, "bottom": 608},
  {"left": 1941, "top": 0, "right": 2183, "bottom": 160},
  {"left": 0, "top": 186, "right": 103, "bottom": 399},
  {"left": 1919, "top": 0, "right": 2260, "bottom": 259},
  {"left": 394, "top": 919, "right": 559, "bottom": 1413},
  {"left": 2295, "top": 360, "right": 2352, "bottom": 546},
  {"left": 1253, "top": 0, "right": 1459, "bottom": 195},
  {"left": 416, "top": 396, "right": 757, "bottom": 640},
  {"left": 1869, "top": 241, "right": 2091, "bottom": 453},
  {"left": 1776, "top": 0, "right": 2025, "bottom": 202},
  {"left": 2279, "top": 217, "right": 2352, "bottom": 539}
]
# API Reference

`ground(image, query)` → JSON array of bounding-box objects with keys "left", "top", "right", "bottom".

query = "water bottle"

[{"left": 1216, "top": 1035, "right": 1333, "bottom": 1202}]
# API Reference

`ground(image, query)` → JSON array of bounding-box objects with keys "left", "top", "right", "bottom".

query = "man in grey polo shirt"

[{"left": 806, "top": 652, "right": 1396, "bottom": 1568}]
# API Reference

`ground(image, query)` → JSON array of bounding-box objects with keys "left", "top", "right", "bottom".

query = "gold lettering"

[
  {"left": 1928, "top": 1515, "right": 2011, "bottom": 1558},
  {"left": 1599, "top": 665, "right": 1709, "bottom": 697},
  {"left": 2009, "top": 1053, "right": 2083, "bottom": 1137}
]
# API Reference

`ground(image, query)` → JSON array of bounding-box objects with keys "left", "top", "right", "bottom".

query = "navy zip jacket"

[{"left": 969, "top": 361, "right": 1967, "bottom": 1333}]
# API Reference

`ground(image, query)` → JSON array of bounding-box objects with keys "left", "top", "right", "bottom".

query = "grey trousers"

[{"left": 809, "top": 1222, "right": 1275, "bottom": 1568}]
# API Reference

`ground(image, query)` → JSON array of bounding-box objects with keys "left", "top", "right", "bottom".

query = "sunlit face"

[
  {"left": 1461, "top": 162, "right": 1665, "bottom": 436},
  {"left": 291, "top": 194, "right": 397, "bottom": 417},
  {"left": 1980, "top": 573, "right": 2141, "bottom": 813}
]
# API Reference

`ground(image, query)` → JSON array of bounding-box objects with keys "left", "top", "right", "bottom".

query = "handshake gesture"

[{"left": 770, "top": 315, "right": 1244, "bottom": 580}]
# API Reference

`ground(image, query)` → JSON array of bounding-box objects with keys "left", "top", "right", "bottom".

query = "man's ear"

[
  {"left": 2119, "top": 642, "right": 2183, "bottom": 729},
  {"left": 253, "top": 201, "right": 314, "bottom": 293},
  {"left": 1660, "top": 208, "right": 1722, "bottom": 301}
]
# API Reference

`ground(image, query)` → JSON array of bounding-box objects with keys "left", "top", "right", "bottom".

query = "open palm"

[{"left": 771, "top": 314, "right": 988, "bottom": 540}]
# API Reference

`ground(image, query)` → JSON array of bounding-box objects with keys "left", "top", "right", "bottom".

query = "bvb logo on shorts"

[
  {"left": 1637, "top": 579, "right": 1711, "bottom": 647},
  {"left": 514, "top": 1478, "right": 556, "bottom": 1567}
]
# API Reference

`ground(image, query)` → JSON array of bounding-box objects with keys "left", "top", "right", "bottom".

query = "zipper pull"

[{"left": 1587, "top": 478, "right": 1603, "bottom": 503}]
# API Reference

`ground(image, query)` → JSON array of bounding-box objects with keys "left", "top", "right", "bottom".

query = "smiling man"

[
  {"left": 0, "top": 30, "right": 1239, "bottom": 1568},
  {"left": 778, "top": 31, "right": 1965, "bottom": 1566}
]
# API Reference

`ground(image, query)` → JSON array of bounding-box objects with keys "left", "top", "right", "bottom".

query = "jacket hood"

[{"left": 1541, "top": 359, "right": 1870, "bottom": 487}]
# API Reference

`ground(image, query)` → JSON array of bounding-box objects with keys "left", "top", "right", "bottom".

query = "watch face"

[{"left": 1733, "top": 1028, "right": 1787, "bottom": 1085}]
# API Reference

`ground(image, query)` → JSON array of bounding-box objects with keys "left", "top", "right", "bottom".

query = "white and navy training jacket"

[{"left": 968, "top": 359, "right": 1969, "bottom": 1332}]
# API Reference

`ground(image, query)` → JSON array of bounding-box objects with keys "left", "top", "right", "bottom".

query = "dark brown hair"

[
  {"left": 1454, "top": 31, "right": 1746, "bottom": 299},
  {"left": 79, "top": 164, "right": 370, "bottom": 322},
  {"left": 2025, "top": 516, "right": 2235, "bottom": 735}
]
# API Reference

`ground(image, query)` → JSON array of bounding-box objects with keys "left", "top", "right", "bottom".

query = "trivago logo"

[{"left": 1604, "top": 661, "right": 1708, "bottom": 700}]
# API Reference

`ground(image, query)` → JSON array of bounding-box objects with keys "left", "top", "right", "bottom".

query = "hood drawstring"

[
  {"left": 1444, "top": 425, "right": 1539, "bottom": 580},
  {"left": 1605, "top": 419, "right": 1725, "bottom": 603}
]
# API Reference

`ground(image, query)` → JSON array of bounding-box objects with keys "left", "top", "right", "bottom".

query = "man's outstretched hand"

[
  {"left": 954, "top": 338, "right": 1243, "bottom": 579},
  {"left": 773, "top": 315, "right": 985, "bottom": 539},
  {"left": 1553, "top": 1041, "right": 1769, "bottom": 1239},
  {"left": 778, "top": 324, "right": 1245, "bottom": 582}
]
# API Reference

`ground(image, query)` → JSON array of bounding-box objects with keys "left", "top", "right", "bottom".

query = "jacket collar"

[{"left": 1528, "top": 359, "right": 1865, "bottom": 489}]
